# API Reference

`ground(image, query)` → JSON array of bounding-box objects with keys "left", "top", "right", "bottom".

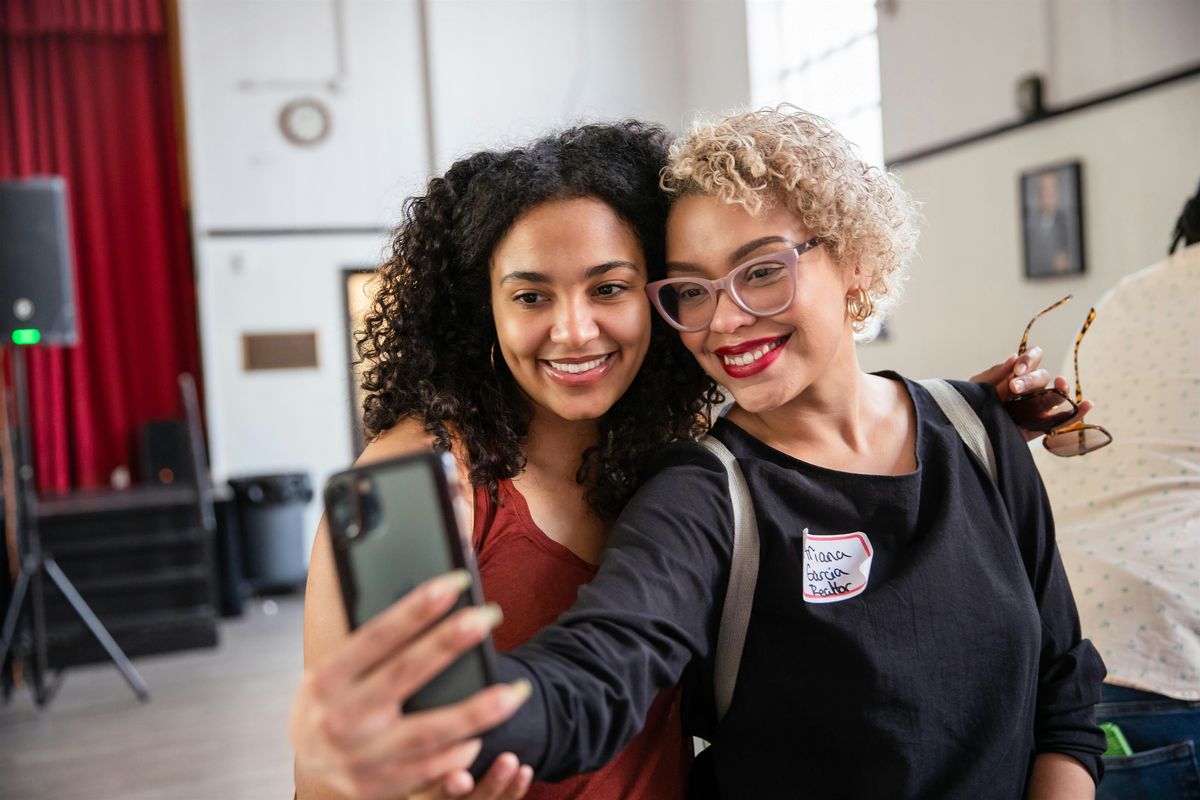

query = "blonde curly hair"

[{"left": 662, "top": 105, "right": 920, "bottom": 339}]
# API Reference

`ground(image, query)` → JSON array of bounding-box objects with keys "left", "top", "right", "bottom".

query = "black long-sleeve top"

[{"left": 478, "top": 376, "right": 1106, "bottom": 798}]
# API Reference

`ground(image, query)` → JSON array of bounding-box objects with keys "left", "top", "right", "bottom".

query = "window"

[{"left": 746, "top": 0, "right": 883, "bottom": 167}]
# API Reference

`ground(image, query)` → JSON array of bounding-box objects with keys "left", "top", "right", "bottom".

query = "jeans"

[{"left": 1096, "top": 684, "right": 1200, "bottom": 800}]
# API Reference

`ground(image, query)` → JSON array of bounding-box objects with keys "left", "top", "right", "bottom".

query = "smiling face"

[
  {"left": 665, "top": 194, "right": 866, "bottom": 414},
  {"left": 490, "top": 196, "right": 651, "bottom": 423}
]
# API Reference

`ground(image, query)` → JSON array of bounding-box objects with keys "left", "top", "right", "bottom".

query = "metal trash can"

[{"left": 228, "top": 473, "right": 313, "bottom": 592}]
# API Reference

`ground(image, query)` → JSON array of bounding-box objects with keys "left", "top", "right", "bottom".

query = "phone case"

[{"left": 324, "top": 450, "right": 496, "bottom": 711}]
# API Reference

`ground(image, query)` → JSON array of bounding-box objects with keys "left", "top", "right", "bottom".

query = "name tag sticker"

[{"left": 802, "top": 529, "right": 873, "bottom": 604}]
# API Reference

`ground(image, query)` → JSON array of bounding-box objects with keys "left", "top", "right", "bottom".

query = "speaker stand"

[{"left": 0, "top": 345, "right": 149, "bottom": 706}]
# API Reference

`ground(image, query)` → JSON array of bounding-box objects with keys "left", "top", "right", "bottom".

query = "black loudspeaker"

[
  {"left": 0, "top": 176, "right": 79, "bottom": 345},
  {"left": 139, "top": 420, "right": 195, "bottom": 486}
]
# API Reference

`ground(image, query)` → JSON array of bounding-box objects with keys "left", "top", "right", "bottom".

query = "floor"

[{"left": 0, "top": 596, "right": 304, "bottom": 800}]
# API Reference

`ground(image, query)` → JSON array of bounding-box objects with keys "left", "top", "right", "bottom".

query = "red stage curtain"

[{"left": 0, "top": 0, "right": 200, "bottom": 493}]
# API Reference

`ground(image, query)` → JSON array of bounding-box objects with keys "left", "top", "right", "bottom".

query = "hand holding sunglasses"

[{"left": 1004, "top": 294, "right": 1113, "bottom": 456}]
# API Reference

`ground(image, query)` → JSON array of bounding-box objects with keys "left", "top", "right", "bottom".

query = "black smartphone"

[{"left": 324, "top": 450, "right": 496, "bottom": 712}]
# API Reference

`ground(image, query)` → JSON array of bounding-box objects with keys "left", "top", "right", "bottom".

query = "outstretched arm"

[{"left": 473, "top": 445, "right": 733, "bottom": 779}]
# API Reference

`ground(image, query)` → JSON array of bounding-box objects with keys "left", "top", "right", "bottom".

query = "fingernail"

[
  {"left": 445, "top": 772, "right": 474, "bottom": 797},
  {"left": 432, "top": 569, "right": 471, "bottom": 601},
  {"left": 1013, "top": 379, "right": 1025, "bottom": 394},
  {"left": 462, "top": 602, "right": 503, "bottom": 635},
  {"left": 507, "top": 678, "right": 532, "bottom": 706},
  {"left": 1014, "top": 362, "right": 1027, "bottom": 376}
]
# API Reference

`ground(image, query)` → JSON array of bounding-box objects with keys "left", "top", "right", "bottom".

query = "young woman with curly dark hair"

[
  {"left": 291, "top": 120, "right": 1069, "bottom": 800},
  {"left": 357, "top": 121, "right": 718, "bottom": 523}
]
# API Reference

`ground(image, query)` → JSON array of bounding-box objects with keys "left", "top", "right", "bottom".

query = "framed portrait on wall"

[
  {"left": 343, "top": 267, "right": 378, "bottom": 457},
  {"left": 1020, "top": 161, "right": 1085, "bottom": 279}
]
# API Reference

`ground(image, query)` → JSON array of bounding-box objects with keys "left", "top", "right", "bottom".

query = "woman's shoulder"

[
  {"left": 607, "top": 436, "right": 736, "bottom": 569},
  {"left": 646, "top": 435, "right": 726, "bottom": 477},
  {"left": 941, "top": 377, "right": 1000, "bottom": 408},
  {"left": 908, "top": 376, "right": 1007, "bottom": 431},
  {"left": 361, "top": 417, "right": 475, "bottom": 509},
  {"left": 623, "top": 435, "right": 731, "bottom": 517},
  {"left": 910, "top": 377, "right": 1035, "bottom": 485},
  {"left": 360, "top": 416, "right": 437, "bottom": 462},
  {"left": 901, "top": 373, "right": 997, "bottom": 407},
  {"left": 938, "top": 378, "right": 1014, "bottom": 442}
]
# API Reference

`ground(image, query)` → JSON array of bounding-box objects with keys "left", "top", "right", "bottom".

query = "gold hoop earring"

[
  {"left": 846, "top": 288, "right": 875, "bottom": 332},
  {"left": 489, "top": 342, "right": 498, "bottom": 371}
]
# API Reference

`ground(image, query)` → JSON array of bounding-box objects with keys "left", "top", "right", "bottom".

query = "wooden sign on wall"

[{"left": 242, "top": 332, "right": 319, "bottom": 371}]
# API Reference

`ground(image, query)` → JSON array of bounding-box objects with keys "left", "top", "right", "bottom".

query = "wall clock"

[{"left": 279, "top": 97, "right": 332, "bottom": 146}]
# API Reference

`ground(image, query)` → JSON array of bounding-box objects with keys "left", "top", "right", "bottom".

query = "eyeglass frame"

[
  {"left": 644, "top": 238, "right": 822, "bottom": 332},
  {"left": 1004, "top": 294, "right": 1079, "bottom": 432},
  {"left": 1041, "top": 306, "right": 1113, "bottom": 456},
  {"left": 1006, "top": 294, "right": 1112, "bottom": 455}
]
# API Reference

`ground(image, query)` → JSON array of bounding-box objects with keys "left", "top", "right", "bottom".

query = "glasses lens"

[
  {"left": 1043, "top": 425, "right": 1113, "bottom": 457},
  {"left": 733, "top": 258, "right": 794, "bottom": 315},
  {"left": 656, "top": 282, "right": 713, "bottom": 330},
  {"left": 1004, "top": 389, "right": 1077, "bottom": 432}
]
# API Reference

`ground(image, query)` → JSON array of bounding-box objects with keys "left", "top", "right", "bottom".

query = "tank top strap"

[{"left": 471, "top": 479, "right": 502, "bottom": 552}]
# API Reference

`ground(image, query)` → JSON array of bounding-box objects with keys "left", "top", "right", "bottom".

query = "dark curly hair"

[{"left": 357, "top": 121, "right": 722, "bottom": 519}]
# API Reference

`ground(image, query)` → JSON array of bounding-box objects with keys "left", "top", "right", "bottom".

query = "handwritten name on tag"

[{"left": 802, "top": 529, "right": 873, "bottom": 604}]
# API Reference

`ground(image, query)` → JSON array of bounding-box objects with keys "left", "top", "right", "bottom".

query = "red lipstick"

[{"left": 712, "top": 335, "right": 789, "bottom": 379}]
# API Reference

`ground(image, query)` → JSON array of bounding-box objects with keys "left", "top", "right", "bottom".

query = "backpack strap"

[
  {"left": 917, "top": 379, "right": 998, "bottom": 484},
  {"left": 698, "top": 434, "right": 760, "bottom": 721}
]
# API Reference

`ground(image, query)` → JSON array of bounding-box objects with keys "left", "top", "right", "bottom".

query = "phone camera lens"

[
  {"left": 359, "top": 491, "right": 381, "bottom": 534},
  {"left": 328, "top": 482, "right": 353, "bottom": 524}
]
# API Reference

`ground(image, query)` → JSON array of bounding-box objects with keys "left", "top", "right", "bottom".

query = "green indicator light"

[{"left": 12, "top": 329, "right": 42, "bottom": 345}]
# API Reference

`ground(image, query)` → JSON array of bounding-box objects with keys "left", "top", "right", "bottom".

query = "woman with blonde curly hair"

[{"left": 291, "top": 108, "right": 1103, "bottom": 800}]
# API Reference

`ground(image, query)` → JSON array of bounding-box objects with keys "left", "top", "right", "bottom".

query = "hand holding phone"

[
  {"left": 324, "top": 450, "right": 496, "bottom": 711},
  {"left": 291, "top": 449, "right": 533, "bottom": 800},
  {"left": 289, "top": 569, "right": 532, "bottom": 800}
]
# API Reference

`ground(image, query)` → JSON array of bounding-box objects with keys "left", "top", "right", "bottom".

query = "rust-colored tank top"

[{"left": 472, "top": 479, "right": 690, "bottom": 800}]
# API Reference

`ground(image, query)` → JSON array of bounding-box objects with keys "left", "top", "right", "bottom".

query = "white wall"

[
  {"left": 745, "top": 0, "right": 884, "bottom": 165},
  {"left": 426, "top": 0, "right": 678, "bottom": 167},
  {"left": 877, "top": 0, "right": 1200, "bottom": 160},
  {"left": 178, "top": 0, "right": 752, "bottom": 558},
  {"left": 178, "top": 0, "right": 431, "bottom": 230},
  {"left": 196, "top": 233, "right": 390, "bottom": 545},
  {"left": 676, "top": 0, "right": 751, "bottom": 124},
  {"left": 859, "top": 76, "right": 1200, "bottom": 384},
  {"left": 424, "top": 0, "right": 749, "bottom": 168}
]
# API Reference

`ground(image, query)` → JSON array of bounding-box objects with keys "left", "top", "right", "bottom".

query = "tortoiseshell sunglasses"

[{"left": 1004, "top": 294, "right": 1113, "bottom": 456}]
